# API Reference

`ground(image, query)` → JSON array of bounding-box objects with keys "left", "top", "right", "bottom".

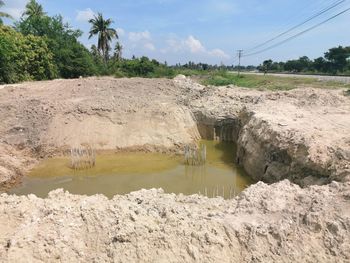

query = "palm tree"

[
  {"left": 23, "top": 0, "right": 46, "bottom": 18},
  {"left": 114, "top": 42, "right": 123, "bottom": 61},
  {"left": 88, "top": 13, "right": 117, "bottom": 62},
  {"left": 0, "top": 0, "right": 12, "bottom": 24}
]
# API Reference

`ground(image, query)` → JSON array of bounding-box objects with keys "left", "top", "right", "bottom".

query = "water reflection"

[{"left": 8, "top": 140, "right": 253, "bottom": 199}]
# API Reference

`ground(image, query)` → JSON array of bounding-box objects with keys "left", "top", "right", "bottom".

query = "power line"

[
  {"left": 245, "top": 0, "right": 346, "bottom": 52},
  {"left": 251, "top": 0, "right": 334, "bottom": 46},
  {"left": 243, "top": 6, "right": 350, "bottom": 57}
]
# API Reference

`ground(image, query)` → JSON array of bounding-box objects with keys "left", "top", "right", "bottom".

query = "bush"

[
  {"left": 109, "top": 57, "right": 176, "bottom": 78},
  {"left": 56, "top": 41, "right": 97, "bottom": 78},
  {"left": 16, "top": 15, "right": 97, "bottom": 79},
  {"left": 0, "top": 25, "right": 57, "bottom": 83}
]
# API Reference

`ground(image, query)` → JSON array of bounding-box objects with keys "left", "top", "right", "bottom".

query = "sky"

[{"left": 2, "top": 0, "right": 350, "bottom": 65}]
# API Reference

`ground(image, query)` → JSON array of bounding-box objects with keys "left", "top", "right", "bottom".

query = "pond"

[{"left": 8, "top": 140, "right": 253, "bottom": 199}]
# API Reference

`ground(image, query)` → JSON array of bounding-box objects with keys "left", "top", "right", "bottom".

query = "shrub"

[
  {"left": 16, "top": 15, "right": 97, "bottom": 79},
  {"left": 0, "top": 25, "right": 57, "bottom": 83}
]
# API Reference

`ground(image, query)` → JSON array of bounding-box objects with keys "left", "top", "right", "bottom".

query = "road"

[{"left": 231, "top": 72, "right": 350, "bottom": 84}]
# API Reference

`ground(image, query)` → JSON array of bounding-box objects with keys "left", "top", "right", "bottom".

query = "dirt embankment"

[
  {"left": 0, "top": 180, "right": 349, "bottom": 262},
  {"left": 0, "top": 76, "right": 349, "bottom": 262},
  {"left": 177, "top": 76, "right": 350, "bottom": 185},
  {"left": 0, "top": 76, "right": 349, "bottom": 186},
  {"left": 0, "top": 77, "right": 200, "bottom": 186}
]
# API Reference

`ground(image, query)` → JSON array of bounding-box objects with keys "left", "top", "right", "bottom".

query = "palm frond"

[
  {"left": 0, "top": 11, "right": 11, "bottom": 18},
  {"left": 88, "top": 12, "right": 117, "bottom": 62},
  {"left": 0, "top": 0, "right": 12, "bottom": 20}
]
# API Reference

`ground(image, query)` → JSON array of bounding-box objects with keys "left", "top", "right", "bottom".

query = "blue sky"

[{"left": 2, "top": 0, "right": 350, "bottom": 65}]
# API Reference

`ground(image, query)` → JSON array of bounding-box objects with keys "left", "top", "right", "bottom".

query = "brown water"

[{"left": 8, "top": 140, "right": 253, "bottom": 199}]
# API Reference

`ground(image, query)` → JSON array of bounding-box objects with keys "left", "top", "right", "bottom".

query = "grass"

[
  {"left": 111, "top": 66, "right": 350, "bottom": 91},
  {"left": 200, "top": 71, "right": 350, "bottom": 91}
]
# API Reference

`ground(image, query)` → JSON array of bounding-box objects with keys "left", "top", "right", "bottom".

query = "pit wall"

[{"left": 194, "top": 110, "right": 331, "bottom": 186}]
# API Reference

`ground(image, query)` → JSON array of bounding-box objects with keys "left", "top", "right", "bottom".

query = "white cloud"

[
  {"left": 184, "top": 35, "right": 205, "bottom": 53},
  {"left": 76, "top": 8, "right": 95, "bottom": 22},
  {"left": 127, "top": 30, "right": 156, "bottom": 52},
  {"left": 165, "top": 37, "right": 183, "bottom": 52},
  {"left": 211, "top": 1, "right": 237, "bottom": 14},
  {"left": 144, "top": 43, "right": 156, "bottom": 51},
  {"left": 2, "top": 7, "right": 23, "bottom": 19},
  {"left": 163, "top": 35, "right": 230, "bottom": 60},
  {"left": 208, "top": 48, "right": 230, "bottom": 59},
  {"left": 129, "top": 31, "right": 151, "bottom": 42},
  {"left": 116, "top": 28, "right": 125, "bottom": 37},
  {"left": 1, "top": 0, "right": 27, "bottom": 20}
]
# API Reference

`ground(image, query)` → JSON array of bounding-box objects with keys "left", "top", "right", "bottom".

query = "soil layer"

[{"left": 0, "top": 76, "right": 349, "bottom": 262}]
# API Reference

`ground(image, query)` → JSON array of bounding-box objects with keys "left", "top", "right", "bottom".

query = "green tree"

[
  {"left": 313, "top": 57, "right": 327, "bottom": 72},
  {"left": 23, "top": 0, "right": 46, "bottom": 18},
  {"left": 17, "top": 6, "right": 97, "bottom": 78},
  {"left": 88, "top": 13, "right": 117, "bottom": 62},
  {"left": 113, "top": 42, "right": 123, "bottom": 61},
  {"left": 57, "top": 41, "right": 96, "bottom": 78},
  {"left": 284, "top": 59, "right": 303, "bottom": 72},
  {"left": 0, "top": 0, "right": 12, "bottom": 24},
  {"left": 298, "top": 56, "right": 311, "bottom": 71},
  {"left": 325, "top": 46, "right": 350, "bottom": 73},
  {"left": 262, "top": 59, "right": 273, "bottom": 73},
  {"left": 0, "top": 25, "right": 56, "bottom": 83}
]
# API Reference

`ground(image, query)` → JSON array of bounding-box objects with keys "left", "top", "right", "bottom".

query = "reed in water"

[
  {"left": 70, "top": 145, "right": 96, "bottom": 170},
  {"left": 184, "top": 144, "right": 207, "bottom": 166}
]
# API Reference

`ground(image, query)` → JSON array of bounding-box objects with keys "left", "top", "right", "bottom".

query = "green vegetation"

[
  {"left": 110, "top": 57, "right": 175, "bottom": 78},
  {"left": 258, "top": 46, "right": 350, "bottom": 75},
  {"left": 202, "top": 71, "right": 350, "bottom": 90},
  {"left": 16, "top": 1, "right": 96, "bottom": 79},
  {"left": 88, "top": 13, "right": 117, "bottom": 63},
  {"left": 113, "top": 42, "right": 123, "bottom": 61},
  {"left": 0, "top": 0, "right": 349, "bottom": 89},
  {"left": 23, "top": 0, "right": 45, "bottom": 18},
  {"left": 0, "top": 0, "right": 97, "bottom": 83},
  {"left": 0, "top": 26, "right": 56, "bottom": 83}
]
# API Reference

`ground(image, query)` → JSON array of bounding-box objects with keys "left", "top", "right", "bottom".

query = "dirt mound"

[
  {"left": 0, "top": 180, "right": 349, "bottom": 262},
  {"left": 182, "top": 79, "right": 350, "bottom": 184},
  {"left": 0, "top": 77, "right": 199, "bottom": 152}
]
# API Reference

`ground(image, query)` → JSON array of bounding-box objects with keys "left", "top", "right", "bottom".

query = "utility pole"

[{"left": 237, "top": 50, "right": 243, "bottom": 76}]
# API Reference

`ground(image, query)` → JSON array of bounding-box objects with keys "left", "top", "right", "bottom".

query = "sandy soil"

[
  {"left": 178, "top": 76, "right": 350, "bottom": 184},
  {"left": 0, "top": 180, "right": 349, "bottom": 262},
  {"left": 0, "top": 76, "right": 349, "bottom": 186},
  {"left": 0, "top": 77, "right": 200, "bottom": 186},
  {"left": 0, "top": 76, "right": 349, "bottom": 262}
]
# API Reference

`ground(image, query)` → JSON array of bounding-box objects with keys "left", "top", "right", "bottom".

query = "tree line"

[
  {"left": 1, "top": 0, "right": 349, "bottom": 84},
  {"left": 0, "top": 0, "right": 171, "bottom": 83},
  {"left": 258, "top": 46, "right": 350, "bottom": 75},
  {"left": 0, "top": 0, "right": 98, "bottom": 83},
  {"left": 0, "top": 0, "right": 258, "bottom": 83}
]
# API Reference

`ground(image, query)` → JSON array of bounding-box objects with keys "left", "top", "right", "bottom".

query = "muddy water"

[{"left": 9, "top": 141, "right": 253, "bottom": 199}]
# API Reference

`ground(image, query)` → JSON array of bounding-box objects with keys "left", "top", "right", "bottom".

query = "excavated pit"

[
  {"left": 194, "top": 113, "right": 325, "bottom": 187},
  {"left": 0, "top": 76, "right": 349, "bottom": 262},
  {"left": 7, "top": 140, "right": 253, "bottom": 199}
]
